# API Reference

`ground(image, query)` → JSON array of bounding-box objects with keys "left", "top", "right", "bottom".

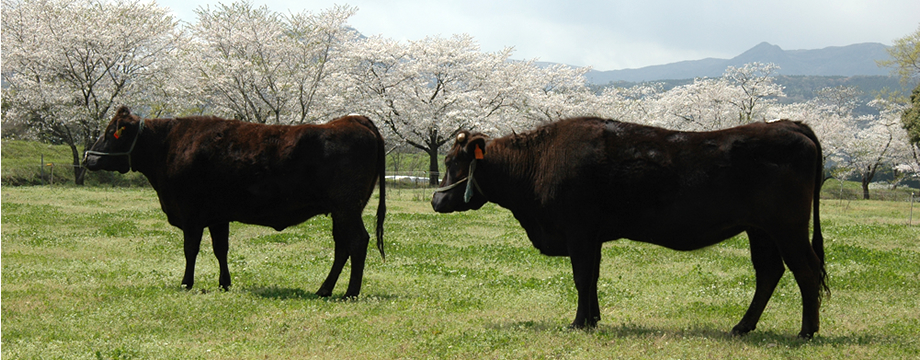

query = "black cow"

[
  {"left": 432, "top": 117, "right": 827, "bottom": 338},
  {"left": 84, "top": 106, "right": 386, "bottom": 297}
]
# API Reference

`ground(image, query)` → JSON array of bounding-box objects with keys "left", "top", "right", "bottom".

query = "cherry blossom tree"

[
  {"left": 1, "top": 0, "right": 182, "bottom": 184},
  {"left": 515, "top": 63, "right": 598, "bottom": 125},
  {"left": 798, "top": 86, "right": 862, "bottom": 162},
  {"left": 648, "top": 63, "right": 784, "bottom": 131},
  {"left": 831, "top": 100, "right": 913, "bottom": 199},
  {"left": 342, "top": 34, "right": 526, "bottom": 185},
  {"left": 185, "top": 2, "right": 358, "bottom": 123},
  {"left": 596, "top": 83, "right": 664, "bottom": 126},
  {"left": 724, "top": 62, "right": 784, "bottom": 123},
  {"left": 654, "top": 77, "right": 740, "bottom": 131}
]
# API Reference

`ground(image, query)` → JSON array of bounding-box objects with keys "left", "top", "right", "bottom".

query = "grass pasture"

[{"left": 2, "top": 186, "right": 919, "bottom": 359}]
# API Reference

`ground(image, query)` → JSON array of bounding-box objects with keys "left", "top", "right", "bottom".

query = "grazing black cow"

[
  {"left": 84, "top": 106, "right": 386, "bottom": 297},
  {"left": 432, "top": 117, "right": 827, "bottom": 338}
]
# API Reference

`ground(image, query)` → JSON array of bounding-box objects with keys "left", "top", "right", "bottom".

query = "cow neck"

[{"left": 130, "top": 118, "right": 172, "bottom": 181}]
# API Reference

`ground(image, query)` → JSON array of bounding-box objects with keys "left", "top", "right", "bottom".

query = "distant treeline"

[{"left": 596, "top": 75, "right": 915, "bottom": 116}]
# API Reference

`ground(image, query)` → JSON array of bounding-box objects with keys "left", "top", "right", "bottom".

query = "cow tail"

[
  {"left": 798, "top": 122, "right": 829, "bottom": 298},
  {"left": 373, "top": 120, "right": 387, "bottom": 262}
]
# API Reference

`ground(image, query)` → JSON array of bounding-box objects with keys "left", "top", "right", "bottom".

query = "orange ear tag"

[
  {"left": 474, "top": 144, "right": 484, "bottom": 160},
  {"left": 114, "top": 127, "right": 125, "bottom": 139}
]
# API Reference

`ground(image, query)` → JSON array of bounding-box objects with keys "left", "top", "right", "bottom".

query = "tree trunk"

[
  {"left": 70, "top": 144, "right": 86, "bottom": 186},
  {"left": 426, "top": 129, "right": 442, "bottom": 187},
  {"left": 427, "top": 146, "right": 440, "bottom": 187}
]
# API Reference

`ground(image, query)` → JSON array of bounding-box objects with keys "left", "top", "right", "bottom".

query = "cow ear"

[
  {"left": 464, "top": 137, "right": 487, "bottom": 160},
  {"left": 116, "top": 106, "right": 132, "bottom": 118}
]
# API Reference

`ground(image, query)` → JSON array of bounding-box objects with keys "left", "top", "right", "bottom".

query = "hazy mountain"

[{"left": 585, "top": 42, "right": 893, "bottom": 84}]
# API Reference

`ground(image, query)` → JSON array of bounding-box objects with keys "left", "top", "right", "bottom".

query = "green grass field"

[{"left": 2, "top": 185, "right": 919, "bottom": 359}]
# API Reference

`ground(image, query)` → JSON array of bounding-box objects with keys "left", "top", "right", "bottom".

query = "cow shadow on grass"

[
  {"left": 247, "top": 286, "right": 319, "bottom": 300},
  {"left": 489, "top": 320, "right": 892, "bottom": 348},
  {"left": 245, "top": 286, "right": 402, "bottom": 302}
]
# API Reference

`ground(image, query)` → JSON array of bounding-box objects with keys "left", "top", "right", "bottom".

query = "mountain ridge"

[{"left": 584, "top": 42, "right": 893, "bottom": 84}]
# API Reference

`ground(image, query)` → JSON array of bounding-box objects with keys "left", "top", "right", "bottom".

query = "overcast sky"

[{"left": 155, "top": 0, "right": 919, "bottom": 71}]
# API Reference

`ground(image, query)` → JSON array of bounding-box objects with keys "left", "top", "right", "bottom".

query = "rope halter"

[
  {"left": 84, "top": 117, "right": 145, "bottom": 170},
  {"left": 433, "top": 158, "right": 485, "bottom": 203}
]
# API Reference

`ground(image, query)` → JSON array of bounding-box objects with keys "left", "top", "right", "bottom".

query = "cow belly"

[
  {"left": 604, "top": 200, "right": 750, "bottom": 251},
  {"left": 627, "top": 225, "right": 747, "bottom": 251},
  {"left": 167, "top": 182, "right": 333, "bottom": 231},
  {"left": 236, "top": 206, "right": 328, "bottom": 231}
]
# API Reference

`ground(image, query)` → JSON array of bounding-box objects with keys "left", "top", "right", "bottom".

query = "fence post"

[
  {"left": 40, "top": 155, "right": 45, "bottom": 185},
  {"left": 910, "top": 192, "right": 914, "bottom": 226}
]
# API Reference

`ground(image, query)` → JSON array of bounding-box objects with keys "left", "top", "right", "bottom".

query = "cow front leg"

[
  {"left": 568, "top": 241, "right": 603, "bottom": 329},
  {"left": 210, "top": 222, "right": 231, "bottom": 291},
  {"left": 181, "top": 227, "right": 204, "bottom": 290},
  {"left": 732, "top": 229, "right": 785, "bottom": 336}
]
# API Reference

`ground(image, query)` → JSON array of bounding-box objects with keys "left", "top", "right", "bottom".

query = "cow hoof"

[
  {"left": 730, "top": 325, "right": 754, "bottom": 337},
  {"left": 316, "top": 288, "right": 333, "bottom": 297},
  {"left": 182, "top": 283, "right": 194, "bottom": 291},
  {"left": 219, "top": 285, "right": 230, "bottom": 292},
  {"left": 797, "top": 332, "right": 815, "bottom": 340},
  {"left": 568, "top": 321, "right": 597, "bottom": 330}
]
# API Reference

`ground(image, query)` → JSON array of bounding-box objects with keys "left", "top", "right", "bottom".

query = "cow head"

[
  {"left": 83, "top": 106, "right": 145, "bottom": 174},
  {"left": 431, "top": 131, "right": 490, "bottom": 213}
]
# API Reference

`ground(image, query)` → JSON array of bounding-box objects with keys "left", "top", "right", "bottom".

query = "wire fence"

[
  {"left": 2, "top": 162, "right": 441, "bottom": 188},
  {"left": 3, "top": 155, "right": 918, "bottom": 224},
  {"left": 2, "top": 148, "right": 443, "bottom": 188}
]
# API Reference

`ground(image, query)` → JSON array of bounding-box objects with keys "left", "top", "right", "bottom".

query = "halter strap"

[
  {"left": 84, "top": 117, "right": 145, "bottom": 169},
  {"left": 433, "top": 159, "right": 486, "bottom": 203}
]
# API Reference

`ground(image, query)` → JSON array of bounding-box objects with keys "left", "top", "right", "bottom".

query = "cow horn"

[{"left": 457, "top": 133, "right": 467, "bottom": 143}]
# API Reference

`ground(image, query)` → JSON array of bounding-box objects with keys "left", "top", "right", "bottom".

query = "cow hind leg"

[
  {"left": 317, "top": 212, "right": 369, "bottom": 298},
  {"left": 342, "top": 213, "right": 370, "bottom": 298},
  {"left": 181, "top": 227, "right": 205, "bottom": 290},
  {"left": 732, "top": 229, "right": 785, "bottom": 336},
  {"left": 210, "top": 222, "right": 231, "bottom": 291},
  {"left": 568, "top": 240, "right": 603, "bottom": 329},
  {"left": 316, "top": 230, "right": 349, "bottom": 297},
  {"left": 775, "top": 226, "right": 824, "bottom": 339}
]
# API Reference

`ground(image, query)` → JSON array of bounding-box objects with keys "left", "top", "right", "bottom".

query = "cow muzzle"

[{"left": 431, "top": 159, "right": 485, "bottom": 212}]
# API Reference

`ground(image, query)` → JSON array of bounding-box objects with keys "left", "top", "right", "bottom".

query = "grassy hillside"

[
  {"left": 1, "top": 140, "right": 148, "bottom": 186},
  {"left": 1, "top": 140, "right": 78, "bottom": 185}
]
